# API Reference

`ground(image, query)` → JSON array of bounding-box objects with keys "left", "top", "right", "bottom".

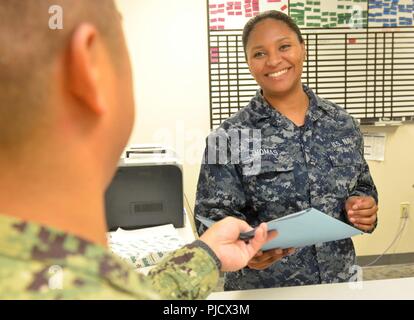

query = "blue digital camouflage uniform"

[
  {"left": 195, "top": 85, "right": 378, "bottom": 291},
  {"left": 0, "top": 214, "right": 220, "bottom": 299}
]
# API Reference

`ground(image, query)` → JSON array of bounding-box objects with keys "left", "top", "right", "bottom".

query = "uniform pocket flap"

[
  {"left": 242, "top": 153, "right": 294, "bottom": 176},
  {"left": 262, "top": 158, "right": 294, "bottom": 173},
  {"left": 329, "top": 136, "right": 363, "bottom": 167}
]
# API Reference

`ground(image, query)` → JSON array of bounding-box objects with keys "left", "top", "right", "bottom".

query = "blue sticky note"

[{"left": 196, "top": 208, "right": 363, "bottom": 251}]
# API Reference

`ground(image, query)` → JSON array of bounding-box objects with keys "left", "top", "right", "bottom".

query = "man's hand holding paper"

[{"left": 197, "top": 208, "right": 364, "bottom": 254}]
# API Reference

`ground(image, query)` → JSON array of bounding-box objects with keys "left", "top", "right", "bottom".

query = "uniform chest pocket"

[
  {"left": 241, "top": 153, "right": 294, "bottom": 177},
  {"left": 328, "top": 136, "right": 363, "bottom": 167},
  {"left": 256, "top": 159, "right": 294, "bottom": 179},
  {"left": 327, "top": 136, "right": 363, "bottom": 197},
  {"left": 241, "top": 155, "right": 296, "bottom": 203}
]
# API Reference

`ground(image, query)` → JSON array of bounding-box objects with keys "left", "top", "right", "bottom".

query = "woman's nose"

[{"left": 266, "top": 53, "right": 282, "bottom": 67}]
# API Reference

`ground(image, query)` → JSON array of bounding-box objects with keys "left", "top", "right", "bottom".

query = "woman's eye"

[
  {"left": 253, "top": 52, "right": 265, "bottom": 58},
  {"left": 280, "top": 44, "right": 291, "bottom": 51}
]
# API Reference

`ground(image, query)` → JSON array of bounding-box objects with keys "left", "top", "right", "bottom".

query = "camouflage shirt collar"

[
  {"left": 0, "top": 213, "right": 108, "bottom": 272},
  {"left": 304, "top": 85, "right": 338, "bottom": 121},
  {"left": 249, "top": 85, "right": 338, "bottom": 127}
]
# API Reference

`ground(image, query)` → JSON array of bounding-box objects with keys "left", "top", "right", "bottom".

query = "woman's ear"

[{"left": 301, "top": 42, "right": 307, "bottom": 61}]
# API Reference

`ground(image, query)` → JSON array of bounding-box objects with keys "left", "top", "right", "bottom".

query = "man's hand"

[
  {"left": 199, "top": 217, "right": 277, "bottom": 272},
  {"left": 247, "top": 248, "right": 295, "bottom": 270},
  {"left": 345, "top": 196, "right": 378, "bottom": 232}
]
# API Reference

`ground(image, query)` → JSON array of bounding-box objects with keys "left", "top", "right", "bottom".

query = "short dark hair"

[
  {"left": 242, "top": 10, "right": 304, "bottom": 58},
  {"left": 0, "top": 0, "right": 122, "bottom": 152}
]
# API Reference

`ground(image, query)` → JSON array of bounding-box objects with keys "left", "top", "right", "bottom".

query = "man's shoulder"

[
  {"left": 0, "top": 214, "right": 106, "bottom": 264},
  {"left": 0, "top": 254, "right": 149, "bottom": 299},
  {"left": 0, "top": 214, "right": 156, "bottom": 299}
]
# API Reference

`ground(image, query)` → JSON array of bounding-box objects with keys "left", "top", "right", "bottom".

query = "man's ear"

[{"left": 67, "top": 23, "right": 106, "bottom": 115}]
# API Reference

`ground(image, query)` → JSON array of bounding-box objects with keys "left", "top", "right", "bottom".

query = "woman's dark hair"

[{"left": 242, "top": 10, "right": 304, "bottom": 58}]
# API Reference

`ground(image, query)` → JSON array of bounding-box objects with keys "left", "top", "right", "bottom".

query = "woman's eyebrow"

[
  {"left": 250, "top": 45, "right": 264, "bottom": 51},
  {"left": 249, "top": 36, "right": 291, "bottom": 51}
]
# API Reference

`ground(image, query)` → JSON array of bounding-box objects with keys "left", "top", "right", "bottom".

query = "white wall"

[
  {"left": 116, "top": 0, "right": 211, "bottom": 223},
  {"left": 117, "top": 0, "right": 414, "bottom": 257}
]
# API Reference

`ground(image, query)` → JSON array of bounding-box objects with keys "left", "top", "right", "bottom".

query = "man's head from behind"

[{"left": 0, "top": 0, "right": 134, "bottom": 189}]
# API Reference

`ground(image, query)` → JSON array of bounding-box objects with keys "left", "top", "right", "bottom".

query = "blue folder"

[{"left": 196, "top": 208, "right": 363, "bottom": 250}]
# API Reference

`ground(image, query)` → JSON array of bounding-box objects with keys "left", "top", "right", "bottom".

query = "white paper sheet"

[
  {"left": 363, "top": 132, "right": 386, "bottom": 161},
  {"left": 107, "top": 224, "right": 185, "bottom": 268}
]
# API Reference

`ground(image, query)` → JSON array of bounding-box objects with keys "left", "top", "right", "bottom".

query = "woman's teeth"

[{"left": 268, "top": 69, "right": 288, "bottom": 78}]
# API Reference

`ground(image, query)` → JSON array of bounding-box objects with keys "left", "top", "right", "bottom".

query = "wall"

[
  {"left": 116, "top": 0, "right": 211, "bottom": 228},
  {"left": 354, "top": 124, "right": 414, "bottom": 256},
  {"left": 116, "top": 0, "right": 414, "bottom": 257}
]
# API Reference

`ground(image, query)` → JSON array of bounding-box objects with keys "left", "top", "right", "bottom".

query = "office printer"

[{"left": 105, "top": 145, "right": 184, "bottom": 231}]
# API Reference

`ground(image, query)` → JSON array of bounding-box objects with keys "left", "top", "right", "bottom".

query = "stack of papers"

[
  {"left": 107, "top": 224, "right": 185, "bottom": 268},
  {"left": 197, "top": 208, "right": 363, "bottom": 250}
]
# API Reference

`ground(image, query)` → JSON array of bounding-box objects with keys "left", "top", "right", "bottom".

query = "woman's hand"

[
  {"left": 247, "top": 247, "right": 295, "bottom": 270},
  {"left": 345, "top": 196, "right": 378, "bottom": 232}
]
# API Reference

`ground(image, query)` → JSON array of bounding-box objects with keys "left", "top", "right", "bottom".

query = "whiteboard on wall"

[{"left": 207, "top": 0, "right": 414, "bottom": 128}]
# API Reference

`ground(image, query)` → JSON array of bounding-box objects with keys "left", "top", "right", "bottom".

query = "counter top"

[{"left": 208, "top": 277, "right": 414, "bottom": 300}]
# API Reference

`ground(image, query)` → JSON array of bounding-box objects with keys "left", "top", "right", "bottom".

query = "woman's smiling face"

[{"left": 245, "top": 18, "right": 306, "bottom": 99}]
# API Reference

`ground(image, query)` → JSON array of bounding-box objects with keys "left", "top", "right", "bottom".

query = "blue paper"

[{"left": 196, "top": 208, "right": 363, "bottom": 251}]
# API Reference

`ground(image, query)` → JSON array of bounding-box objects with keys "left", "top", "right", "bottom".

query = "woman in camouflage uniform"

[{"left": 195, "top": 10, "right": 378, "bottom": 291}]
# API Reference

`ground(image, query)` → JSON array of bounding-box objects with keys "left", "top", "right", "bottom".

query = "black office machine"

[{"left": 105, "top": 146, "right": 184, "bottom": 231}]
